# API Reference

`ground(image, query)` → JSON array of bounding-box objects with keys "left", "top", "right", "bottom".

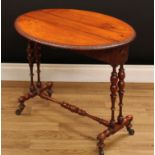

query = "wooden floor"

[{"left": 2, "top": 81, "right": 154, "bottom": 155}]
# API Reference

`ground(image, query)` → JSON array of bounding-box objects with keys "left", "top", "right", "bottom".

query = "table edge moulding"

[{"left": 14, "top": 9, "right": 136, "bottom": 155}]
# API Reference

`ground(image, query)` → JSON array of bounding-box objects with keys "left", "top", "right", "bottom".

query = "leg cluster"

[
  {"left": 97, "top": 65, "right": 134, "bottom": 155},
  {"left": 15, "top": 41, "right": 53, "bottom": 115}
]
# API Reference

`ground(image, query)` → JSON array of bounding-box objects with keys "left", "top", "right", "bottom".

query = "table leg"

[
  {"left": 97, "top": 65, "right": 118, "bottom": 155},
  {"left": 27, "top": 41, "right": 36, "bottom": 93},
  {"left": 117, "top": 64, "right": 125, "bottom": 123},
  {"left": 34, "top": 43, "right": 53, "bottom": 96},
  {"left": 109, "top": 65, "right": 118, "bottom": 128},
  {"left": 117, "top": 65, "right": 135, "bottom": 135},
  {"left": 34, "top": 43, "right": 42, "bottom": 88}
]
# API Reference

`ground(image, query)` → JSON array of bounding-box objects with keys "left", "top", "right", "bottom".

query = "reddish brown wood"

[
  {"left": 42, "top": 82, "right": 54, "bottom": 97},
  {"left": 34, "top": 43, "right": 53, "bottom": 96},
  {"left": 16, "top": 41, "right": 54, "bottom": 115},
  {"left": 34, "top": 43, "right": 42, "bottom": 88},
  {"left": 40, "top": 93, "right": 110, "bottom": 127},
  {"left": 74, "top": 45, "right": 129, "bottom": 65},
  {"left": 15, "top": 81, "right": 53, "bottom": 115},
  {"left": 27, "top": 41, "right": 35, "bottom": 92},
  {"left": 109, "top": 65, "right": 118, "bottom": 128},
  {"left": 16, "top": 91, "right": 37, "bottom": 115},
  {"left": 39, "top": 82, "right": 53, "bottom": 93},
  {"left": 15, "top": 9, "right": 136, "bottom": 50},
  {"left": 97, "top": 115, "right": 134, "bottom": 155},
  {"left": 117, "top": 65, "right": 125, "bottom": 123}
]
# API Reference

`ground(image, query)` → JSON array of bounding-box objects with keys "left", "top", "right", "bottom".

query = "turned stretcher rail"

[{"left": 39, "top": 93, "right": 110, "bottom": 127}]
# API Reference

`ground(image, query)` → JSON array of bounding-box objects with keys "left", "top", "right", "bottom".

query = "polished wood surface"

[
  {"left": 2, "top": 81, "right": 153, "bottom": 155},
  {"left": 15, "top": 9, "right": 136, "bottom": 50}
]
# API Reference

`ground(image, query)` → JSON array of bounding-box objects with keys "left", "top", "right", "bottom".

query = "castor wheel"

[
  {"left": 99, "top": 149, "right": 104, "bottom": 155},
  {"left": 15, "top": 102, "right": 25, "bottom": 115},
  {"left": 47, "top": 89, "right": 53, "bottom": 97},
  {"left": 128, "top": 128, "right": 135, "bottom": 135},
  {"left": 15, "top": 109, "right": 22, "bottom": 115}
]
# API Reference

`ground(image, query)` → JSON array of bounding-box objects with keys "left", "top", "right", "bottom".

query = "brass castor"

[{"left": 127, "top": 127, "right": 135, "bottom": 135}]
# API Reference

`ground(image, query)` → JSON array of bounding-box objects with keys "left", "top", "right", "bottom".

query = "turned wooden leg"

[
  {"left": 117, "top": 64, "right": 125, "bottom": 124},
  {"left": 117, "top": 65, "right": 135, "bottom": 134},
  {"left": 96, "top": 65, "right": 118, "bottom": 155},
  {"left": 34, "top": 44, "right": 53, "bottom": 97},
  {"left": 27, "top": 41, "right": 35, "bottom": 93},
  {"left": 34, "top": 43, "right": 42, "bottom": 88},
  {"left": 109, "top": 65, "right": 118, "bottom": 128}
]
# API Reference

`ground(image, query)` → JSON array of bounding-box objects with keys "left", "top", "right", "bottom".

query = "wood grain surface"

[
  {"left": 2, "top": 81, "right": 153, "bottom": 155},
  {"left": 15, "top": 9, "right": 136, "bottom": 50}
]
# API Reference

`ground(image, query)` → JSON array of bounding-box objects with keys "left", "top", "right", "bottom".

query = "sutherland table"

[{"left": 14, "top": 9, "right": 136, "bottom": 155}]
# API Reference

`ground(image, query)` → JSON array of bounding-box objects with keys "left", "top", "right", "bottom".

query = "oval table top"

[{"left": 15, "top": 9, "right": 136, "bottom": 50}]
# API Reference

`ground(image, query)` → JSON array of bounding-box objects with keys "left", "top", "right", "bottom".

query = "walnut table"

[{"left": 14, "top": 9, "right": 136, "bottom": 155}]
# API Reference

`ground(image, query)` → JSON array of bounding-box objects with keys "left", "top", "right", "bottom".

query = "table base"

[
  {"left": 16, "top": 81, "right": 134, "bottom": 155},
  {"left": 15, "top": 41, "right": 134, "bottom": 155}
]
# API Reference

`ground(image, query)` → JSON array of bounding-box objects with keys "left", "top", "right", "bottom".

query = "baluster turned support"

[
  {"left": 117, "top": 64, "right": 125, "bottom": 124},
  {"left": 34, "top": 44, "right": 53, "bottom": 96},
  {"left": 27, "top": 41, "right": 35, "bottom": 93},
  {"left": 34, "top": 43, "right": 42, "bottom": 88},
  {"left": 40, "top": 94, "right": 109, "bottom": 127},
  {"left": 109, "top": 65, "right": 118, "bottom": 128},
  {"left": 96, "top": 65, "right": 118, "bottom": 155}
]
